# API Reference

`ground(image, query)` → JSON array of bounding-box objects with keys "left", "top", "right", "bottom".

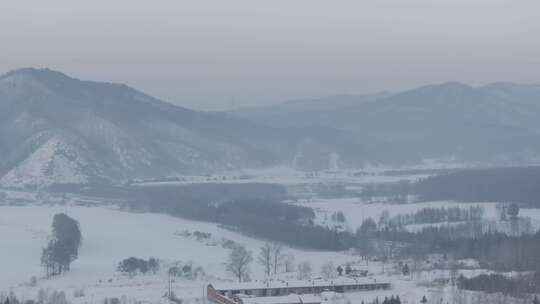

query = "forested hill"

[
  {"left": 233, "top": 82, "right": 540, "bottom": 164},
  {"left": 0, "top": 68, "right": 364, "bottom": 187},
  {"left": 414, "top": 166, "right": 540, "bottom": 206}
]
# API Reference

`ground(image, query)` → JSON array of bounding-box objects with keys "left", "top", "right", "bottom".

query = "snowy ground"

[
  {"left": 2, "top": 192, "right": 539, "bottom": 303},
  {"left": 0, "top": 205, "right": 378, "bottom": 303}
]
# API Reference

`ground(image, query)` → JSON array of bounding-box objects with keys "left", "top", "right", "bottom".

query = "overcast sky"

[{"left": 1, "top": 0, "right": 540, "bottom": 110}]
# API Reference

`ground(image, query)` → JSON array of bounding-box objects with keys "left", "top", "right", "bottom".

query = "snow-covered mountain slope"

[
  {"left": 0, "top": 136, "right": 90, "bottom": 187},
  {"left": 0, "top": 68, "right": 364, "bottom": 187}
]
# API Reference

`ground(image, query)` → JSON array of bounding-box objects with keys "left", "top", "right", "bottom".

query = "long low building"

[
  {"left": 208, "top": 277, "right": 391, "bottom": 299},
  {"left": 242, "top": 294, "right": 322, "bottom": 304}
]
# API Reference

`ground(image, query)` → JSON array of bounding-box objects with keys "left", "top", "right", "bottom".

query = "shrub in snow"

[
  {"left": 221, "top": 239, "right": 237, "bottom": 249},
  {"left": 117, "top": 257, "right": 159, "bottom": 275},
  {"left": 103, "top": 298, "right": 120, "bottom": 304},
  {"left": 28, "top": 276, "right": 38, "bottom": 287},
  {"left": 73, "top": 289, "right": 85, "bottom": 298}
]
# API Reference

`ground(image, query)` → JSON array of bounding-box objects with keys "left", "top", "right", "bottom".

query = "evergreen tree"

[
  {"left": 402, "top": 263, "right": 410, "bottom": 276},
  {"left": 337, "top": 265, "right": 343, "bottom": 276},
  {"left": 41, "top": 213, "right": 82, "bottom": 278}
]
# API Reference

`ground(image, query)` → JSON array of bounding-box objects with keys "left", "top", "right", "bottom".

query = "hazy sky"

[{"left": 1, "top": 0, "right": 540, "bottom": 110}]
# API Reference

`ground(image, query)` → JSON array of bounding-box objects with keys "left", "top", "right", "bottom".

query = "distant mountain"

[
  {"left": 0, "top": 68, "right": 363, "bottom": 187},
  {"left": 232, "top": 81, "right": 540, "bottom": 163},
  {"left": 3, "top": 69, "right": 539, "bottom": 188},
  {"left": 230, "top": 92, "right": 391, "bottom": 128}
]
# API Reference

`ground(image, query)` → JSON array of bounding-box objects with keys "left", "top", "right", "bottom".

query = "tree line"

[
  {"left": 458, "top": 273, "right": 540, "bottom": 296},
  {"left": 414, "top": 166, "right": 540, "bottom": 207},
  {"left": 359, "top": 166, "right": 540, "bottom": 209},
  {"left": 388, "top": 205, "right": 484, "bottom": 226},
  {"left": 354, "top": 216, "right": 540, "bottom": 272}
]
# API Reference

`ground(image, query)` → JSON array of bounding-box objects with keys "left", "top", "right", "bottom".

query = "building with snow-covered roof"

[
  {"left": 207, "top": 277, "right": 390, "bottom": 304},
  {"left": 241, "top": 294, "right": 322, "bottom": 304}
]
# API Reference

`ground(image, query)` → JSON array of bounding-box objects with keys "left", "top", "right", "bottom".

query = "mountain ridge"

[
  {"left": 231, "top": 80, "right": 540, "bottom": 163},
  {"left": 0, "top": 68, "right": 364, "bottom": 188}
]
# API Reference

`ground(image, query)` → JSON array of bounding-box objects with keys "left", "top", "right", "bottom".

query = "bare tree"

[
  {"left": 320, "top": 262, "right": 335, "bottom": 280},
  {"left": 297, "top": 261, "right": 312, "bottom": 280},
  {"left": 284, "top": 253, "right": 295, "bottom": 273},
  {"left": 449, "top": 261, "right": 459, "bottom": 286},
  {"left": 226, "top": 245, "right": 253, "bottom": 282},
  {"left": 258, "top": 243, "right": 272, "bottom": 277},
  {"left": 271, "top": 243, "right": 284, "bottom": 275}
]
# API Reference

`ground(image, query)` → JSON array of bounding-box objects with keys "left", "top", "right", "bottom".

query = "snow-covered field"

[
  {"left": 0, "top": 205, "right": 367, "bottom": 303},
  {"left": 2, "top": 192, "right": 539, "bottom": 303},
  {"left": 1, "top": 204, "right": 480, "bottom": 304}
]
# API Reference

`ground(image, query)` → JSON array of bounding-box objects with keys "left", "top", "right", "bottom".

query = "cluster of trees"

[
  {"left": 0, "top": 293, "right": 22, "bottom": 304},
  {"left": 125, "top": 183, "right": 346, "bottom": 250},
  {"left": 390, "top": 206, "right": 484, "bottom": 226},
  {"left": 381, "top": 296, "right": 401, "bottom": 304},
  {"left": 459, "top": 234, "right": 540, "bottom": 271},
  {"left": 41, "top": 214, "right": 82, "bottom": 278},
  {"left": 168, "top": 262, "right": 205, "bottom": 280},
  {"left": 117, "top": 257, "right": 159, "bottom": 275},
  {"left": 296, "top": 261, "right": 312, "bottom": 279},
  {"left": 414, "top": 166, "right": 540, "bottom": 207},
  {"left": 218, "top": 201, "right": 342, "bottom": 250},
  {"left": 496, "top": 203, "right": 521, "bottom": 221},
  {"left": 357, "top": 213, "right": 494, "bottom": 241},
  {"left": 371, "top": 226, "right": 540, "bottom": 273},
  {"left": 258, "top": 243, "right": 286, "bottom": 277},
  {"left": 227, "top": 243, "right": 311, "bottom": 282},
  {"left": 352, "top": 214, "right": 540, "bottom": 273},
  {"left": 458, "top": 273, "right": 540, "bottom": 295},
  {"left": 359, "top": 166, "right": 540, "bottom": 209},
  {"left": 360, "top": 296, "right": 402, "bottom": 304},
  {"left": 320, "top": 262, "right": 335, "bottom": 279},
  {"left": 356, "top": 206, "right": 485, "bottom": 235},
  {"left": 1, "top": 289, "right": 70, "bottom": 304}
]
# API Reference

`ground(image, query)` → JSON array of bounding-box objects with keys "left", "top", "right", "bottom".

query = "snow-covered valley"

[{"left": 0, "top": 204, "right": 357, "bottom": 303}]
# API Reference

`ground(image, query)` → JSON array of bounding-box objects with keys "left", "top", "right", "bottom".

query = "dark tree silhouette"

[{"left": 41, "top": 213, "right": 82, "bottom": 277}]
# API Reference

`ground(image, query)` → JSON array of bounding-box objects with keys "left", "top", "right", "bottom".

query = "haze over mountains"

[
  {"left": 233, "top": 81, "right": 540, "bottom": 164},
  {"left": 1, "top": 68, "right": 540, "bottom": 188}
]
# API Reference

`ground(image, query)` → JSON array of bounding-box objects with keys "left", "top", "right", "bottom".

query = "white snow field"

[
  {"left": 2, "top": 203, "right": 537, "bottom": 304},
  {"left": 0, "top": 205, "right": 380, "bottom": 303}
]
